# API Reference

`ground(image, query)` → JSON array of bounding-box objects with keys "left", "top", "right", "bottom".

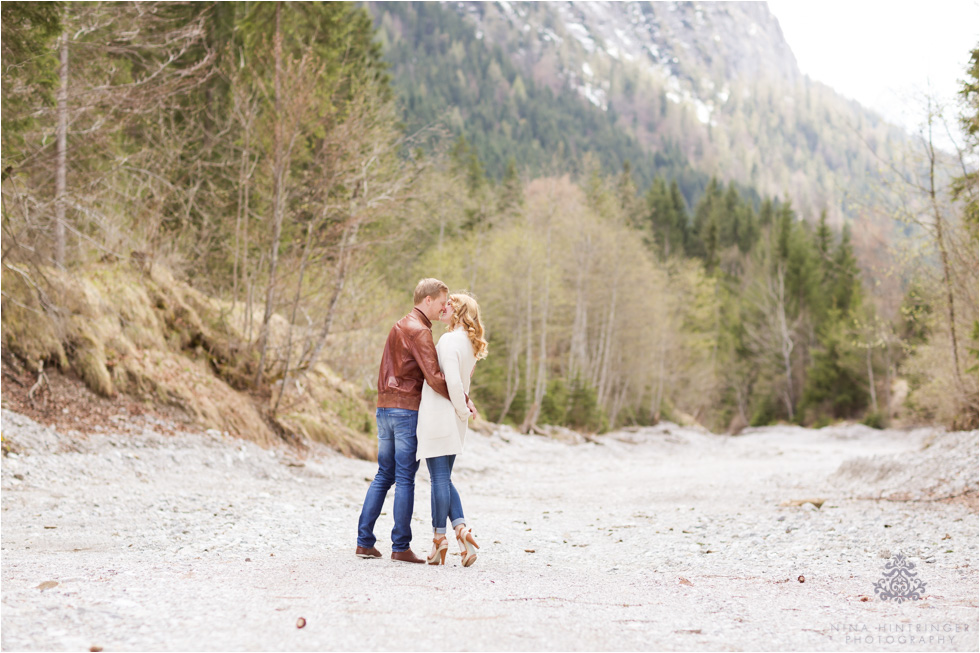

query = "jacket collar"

[{"left": 412, "top": 306, "right": 432, "bottom": 329}]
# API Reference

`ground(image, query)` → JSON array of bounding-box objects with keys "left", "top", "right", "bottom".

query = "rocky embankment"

[{"left": 1, "top": 410, "right": 977, "bottom": 651}]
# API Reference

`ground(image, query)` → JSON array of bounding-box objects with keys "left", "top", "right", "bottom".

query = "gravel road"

[{"left": 1, "top": 410, "right": 977, "bottom": 651}]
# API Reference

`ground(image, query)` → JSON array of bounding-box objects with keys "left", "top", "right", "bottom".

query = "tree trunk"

[
  {"left": 596, "top": 266, "right": 619, "bottom": 406},
  {"left": 524, "top": 220, "right": 552, "bottom": 430},
  {"left": 866, "top": 344, "right": 877, "bottom": 413},
  {"left": 54, "top": 30, "right": 69, "bottom": 268},
  {"left": 523, "top": 232, "right": 534, "bottom": 415},
  {"left": 302, "top": 220, "right": 360, "bottom": 374},
  {"left": 927, "top": 111, "right": 964, "bottom": 391},
  {"left": 233, "top": 83, "right": 252, "bottom": 318},
  {"left": 594, "top": 235, "right": 622, "bottom": 404},
  {"left": 241, "top": 103, "right": 255, "bottom": 339},
  {"left": 651, "top": 331, "right": 667, "bottom": 421},
  {"left": 734, "top": 376, "right": 749, "bottom": 427},
  {"left": 273, "top": 220, "right": 314, "bottom": 417},
  {"left": 774, "top": 264, "right": 795, "bottom": 420},
  {"left": 497, "top": 343, "right": 521, "bottom": 424},
  {"left": 568, "top": 236, "right": 589, "bottom": 378},
  {"left": 882, "top": 340, "right": 893, "bottom": 419},
  {"left": 255, "top": 2, "right": 285, "bottom": 387},
  {"left": 609, "top": 384, "right": 628, "bottom": 428}
]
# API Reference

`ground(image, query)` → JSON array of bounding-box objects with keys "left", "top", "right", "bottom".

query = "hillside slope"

[{"left": 1, "top": 262, "right": 377, "bottom": 459}]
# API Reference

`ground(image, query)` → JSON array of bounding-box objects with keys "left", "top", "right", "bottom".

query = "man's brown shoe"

[
  {"left": 355, "top": 546, "right": 382, "bottom": 559},
  {"left": 390, "top": 549, "right": 424, "bottom": 564}
]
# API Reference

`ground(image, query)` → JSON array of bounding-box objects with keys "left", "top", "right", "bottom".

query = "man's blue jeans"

[
  {"left": 357, "top": 408, "right": 420, "bottom": 552},
  {"left": 425, "top": 454, "right": 466, "bottom": 534}
]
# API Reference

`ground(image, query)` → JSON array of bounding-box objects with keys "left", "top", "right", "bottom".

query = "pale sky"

[{"left": 767, "top": 0, "right": 980, "bottom": 136}]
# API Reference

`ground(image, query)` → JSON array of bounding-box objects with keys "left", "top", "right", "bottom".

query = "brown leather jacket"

[{"left": 377, "top": 308, "right": 451, "bottom": 409}]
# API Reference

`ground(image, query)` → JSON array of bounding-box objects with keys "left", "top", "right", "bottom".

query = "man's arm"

[{"left": 411, "top": 331, "right": 452, "bottom": 401}]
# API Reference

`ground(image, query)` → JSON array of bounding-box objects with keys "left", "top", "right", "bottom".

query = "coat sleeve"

[
  {"left": 441, "top": 337, "right": 470, "bottom": 421},
  {"left": 411, "top": 329, "right": 451, "bottom": 401}
]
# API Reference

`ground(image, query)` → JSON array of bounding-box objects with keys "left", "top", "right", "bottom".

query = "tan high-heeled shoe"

[
  {"left": 455, "top": 524, "right": 480, "bottom": 567},
  {"left": 427, "top": 532, "right": 449, "bottom": 565}
]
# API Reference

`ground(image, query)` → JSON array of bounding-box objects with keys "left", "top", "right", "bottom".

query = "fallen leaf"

[
  {"left": 678, "top": 577, "right": 693, "bottom": 586},
  {"left": 524, "top": 549, "right": 535, "bottom": 553},
  {"left": 90, "top": 647, "right": 103, "bottom": 652},
  {"left": 780, "top": 498, "right": 825, "bottom": 509},
  {"left": 37, "top": 581, "right": 58, "bottom": 590}
]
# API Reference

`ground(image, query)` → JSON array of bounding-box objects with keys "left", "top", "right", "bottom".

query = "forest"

[{"left": 1, "top": 2, "right": 977, "bottom": 452}]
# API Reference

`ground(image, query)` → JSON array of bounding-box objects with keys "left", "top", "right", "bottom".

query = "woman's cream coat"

[{"left": 416, "top": 326, "right": 475, "bottom": 460}]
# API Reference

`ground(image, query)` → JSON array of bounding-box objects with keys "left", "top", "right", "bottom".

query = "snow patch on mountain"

[{"left": 450, "top": 1, "right": 800, "bottom": 129}]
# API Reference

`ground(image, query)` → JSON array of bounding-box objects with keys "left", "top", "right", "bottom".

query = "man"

[{"left": 355, "top": 278, "right": 476, "bottom": 563}]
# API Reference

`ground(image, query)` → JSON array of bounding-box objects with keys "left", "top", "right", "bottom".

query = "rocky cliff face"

[{"left": 455, "top": 1, "right": 801, "bottom": 117}]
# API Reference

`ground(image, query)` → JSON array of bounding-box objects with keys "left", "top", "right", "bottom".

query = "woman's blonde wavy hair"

[{"left": 447, "top": 292, "right": 488, "bottom": 360}]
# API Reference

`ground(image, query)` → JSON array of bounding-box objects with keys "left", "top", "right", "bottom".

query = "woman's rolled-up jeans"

[{"left": 426, "top": 454, "right": 466, "bottom": 534}]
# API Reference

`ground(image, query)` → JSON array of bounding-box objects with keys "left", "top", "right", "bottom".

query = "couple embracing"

[{"left": 355, "top": 278, "right": 487, "bottom": 566}]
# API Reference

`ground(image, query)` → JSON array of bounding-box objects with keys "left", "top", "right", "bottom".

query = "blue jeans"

[
  {"left": 425, "top": 454, "right": 466, "bottom": 534},
  {"left": 357, "top": 408, "right": 420, "bottom": 552}
]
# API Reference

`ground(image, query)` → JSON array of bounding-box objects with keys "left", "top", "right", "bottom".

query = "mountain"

[{"left": 370, "top": 1, "right": 908, "bottom": 225}]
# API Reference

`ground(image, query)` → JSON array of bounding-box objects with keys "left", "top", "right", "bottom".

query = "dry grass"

[
  {"left": 902, "top": 333, "right": 979, "bottom": 430},
  {"left": 274, "top": 363, "right": 377, "bottom": 460},
  {"left": 1, "top": 261, "right": 376, "bottom": 457}
]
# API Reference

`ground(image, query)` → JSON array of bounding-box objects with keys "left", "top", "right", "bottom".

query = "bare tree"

[
  {"left": 743, "top": 249, "right": 799, "bottom": 420},
  {"left": 54, "top": 28, "right": 68, "bottom": 268},
  {"left": 255, "top": 3, "right": 285, "bottom": 387},
  {"left": 255, "top": 4, "right": 320, "bottom": 386},
  {"left": 294, "top": 87, "right": 429, "bottom": 377},
  {"left": 923, "top": 100, "right": 966, "bottom": 393},
  {"left": 865, "top": 89, "right": 979, "bottom": 426}
]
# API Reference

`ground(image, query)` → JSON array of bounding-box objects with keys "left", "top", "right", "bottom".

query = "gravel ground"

[{"left": 1, "top": 410, "right": 977, "bottom": 651}]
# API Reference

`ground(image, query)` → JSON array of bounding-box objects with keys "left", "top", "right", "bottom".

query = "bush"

[
  {"left": 564, "top": 376, "right": 607, "bottom": 433},
  {"left": 862, "top": 411, "right": 886, "bottom": 429},
  {"left": 538, "top": 379, "right": 569, "bottom": 425},
  {"left": 800, "top": 317, "right": 868, "bottom": 419},
  {"left": 749, "top": 395, "right": 779, "bottom": 426}
]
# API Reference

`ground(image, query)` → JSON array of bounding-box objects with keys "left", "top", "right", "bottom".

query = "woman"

[{"left": 416, "top": 292, "right": 488, "bottom": 566}]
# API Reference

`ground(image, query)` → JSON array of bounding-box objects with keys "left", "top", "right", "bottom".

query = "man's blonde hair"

[{"left": 414, "top": 278, "right": 449, "bottom": 305}]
